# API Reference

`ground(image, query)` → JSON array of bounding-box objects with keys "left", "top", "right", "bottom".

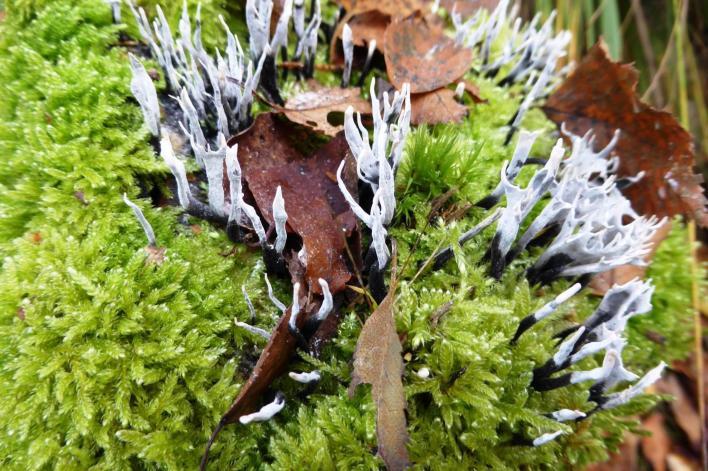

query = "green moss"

[{"left": 0, "top": 1, "right": 696, "bottom": 470}]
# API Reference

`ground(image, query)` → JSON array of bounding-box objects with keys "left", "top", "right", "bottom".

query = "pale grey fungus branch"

[
  {"left": 123, "top": 194, "right": 157, "bottom": 247},
  {"left": 600, "top": 362, "right": 666, "bottom": 411},
  {"left": 549, "top": 409, "right": 586, "bottom": 422},
  {"left": 238, "top": 393, "right": 285, "bottom": 424},
  {"left": 160, "top": 133, "right": 192, "bottom": 210},
  {"left": 532, "top": 430, "right": 564, "bottom": 447},
  {"left": 287, "top": 282, "right": 301, "bottom": 333},
  {"left": 235, "top": 321, "right": 270, "bottom": 340},
  {"left": 264, "top": 274, "right": 287, "bottom": 312},
  {"left": 241, "top": 285, "right": 257, "bottom": 320},
  {"left": 341, "top": 24, "right": 354, "bottom": 87},
  {"left": 288, "top": 370, "right": 321, "bottom": 383},
  {"left": 128, "top": 54, "right": 160, "bottom": 137},
  {"left": 272, "top": 186, "right": 288, "bottom": 255},
  {"left": 313, "top": 278, "right": 333, "bottom": 322}
]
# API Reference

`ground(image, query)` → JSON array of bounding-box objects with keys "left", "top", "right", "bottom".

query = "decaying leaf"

[
  {"left": 544, "top": 42, "right": 708, "bottom": 226},
  {"left": 439, "top": 0, "right": 499, "bottom": 17},
  {"left": 283, "top": 87, "right": 371, "bottom": 136},
  {"left": 346, "top": 10, "right": 389, "bottom": 49},
  {"left": 349, "top": 243, "right": 409, "bottom": 471},
  {"left": 410, "top": 87, "right": 468, "bottom": 125},
  {"left": 337, "top": 0, "right": 425, "bottom": 18},
  {"left": 384, "top": 16, "right": 473, "bottom": 94},
  {"left": 586, "top": 432, "right": 640, "bottom": 471},
  {"left": 641, "top": 413, "right": 670, "bottom": 471},
  {"left": 589, "top": 219, "right": 672, "bottom": 295},
  {"left": 656, "top": 374, "right": 702, "bottom": 452},
  {"left": 232, "top": 113, "right": 359, "bottom": 294}
]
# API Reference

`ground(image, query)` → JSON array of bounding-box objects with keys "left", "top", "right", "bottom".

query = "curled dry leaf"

[
  {"left": 283, "top": 87, "right": 372, "bottom": 136},
  {"left": 349, "top": 243, "right": 409, "bottom": 471},
  {"left": 655, "top": 374, "right": 702, "bottom": 452},
  {"left": 384, "top": 16, "right": 473, "bottom": 94},
  {"left": 588, "top": 219, "right": 672, "bottom": 295},
  {"left": 410, "top": 87, "right": 468, "bottom": 125},
  {"left": 544, "top": 42, "right": 708, "bottom": 226},
  {"left": 231, "top": 113, "right": 359, "bottom": 294},
  {"left": 329, "top": 10, "right": 389, "bottom": 64}
]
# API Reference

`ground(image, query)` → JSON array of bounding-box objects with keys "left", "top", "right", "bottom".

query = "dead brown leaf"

[
  {"left": 145, "top": 245, "right": 166, "bottom": 265},
  {"left": 586, "top": 432, "right": 640, "bottom": 471},
  {"left": 283, "top": 87, "right": 371, "bottom": 136},
  {"left": 589, "top": 219, "right": 672, "bottom": 294},
  {"left": 410, "top": 87, "right": 468, "bottom": 125},
  {"left": 656, "top": 374, "right": 702, "bottom": 452},
  {"left": 337, "top": 0, "right": 425, "bottom": 17},
  {"left": 641, "top": 413, "right": 670, "bottom": 471},
  {"left": 232, "top": 113, "right": 359, "bottom": 294},
  {"left": 349, "top": 243, "right": 409, "bottom": 471},
  {"left": 544, "top": 42, "right": 708, "bottom": 226},
  {"left": 439, "top": 0, "right": 499, "bottom": 16},
  {"left": 384, "top": 16, "right": 473, "bottom": 94}
]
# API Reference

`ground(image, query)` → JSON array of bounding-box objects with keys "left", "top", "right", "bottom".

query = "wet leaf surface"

[
  {"left": 410, "top": 87, "right": 468, "bottom": 125},
  {"left": 544, "top": 42, "right": 708, "bottom": 226},
  {"left": 283, "top": 87, "right": 371, "bottom": 136},
  {"left": 384, "top": 16, "right": 473, "bottom": 94},
  {"left": 349, "top": 244, "right": 409, "bottom": 471},
  {"left": 231, "top": 113, "right": 359, "bottom": 294}
]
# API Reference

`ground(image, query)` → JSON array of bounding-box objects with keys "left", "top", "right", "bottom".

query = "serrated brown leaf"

[
  {"left": 283, "top": 87, "right": 371, "bottom": 136},
  {"left": 384, "top": 16, "right": 473, "bottom": 94},
  {"left": 543, "top": 42, "right": 708, "bottom": 226},
  {"left": 349, "top": 243, "right": 408, "bottom": 471},
  {"left": 231, "top": 113, "right": 359, "bottom": 294},
  {"left": 410, "top": 87, "right": 468, "bottom": 125}
]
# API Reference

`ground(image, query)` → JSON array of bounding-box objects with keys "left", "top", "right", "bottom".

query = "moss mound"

[{"left": 0, "top": 1, "right": 695, "bottom": 469}]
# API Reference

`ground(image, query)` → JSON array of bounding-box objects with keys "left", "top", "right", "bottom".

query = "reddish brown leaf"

[
  {"left": 384, "top": 16, "right": 473, "bottom": 94},
  {"left": 410, "top": 87, "right": 468, "bottom": 125},
  {"left": 349, "top": 244, "right": 409, "bottom": 471},
  {"left": 586, "top": 432, "right": 640, "bottom": 471},
  {"left": 345, "top": 10, "right": 389, "bottom": 49},
  {"left": 337, "top": 0, "right": 425, "bottom": 17},
  {"left": 462, "top": 79, "right": 486, "bottom": 103},
  {"left": 589, "top": 219, "right": 672, "bottom": 295},
  {"left": 544, "top": 42, "right": 708, "bottom": 226},
  {"left": 232, "top": 113, "right": 359, "bottom": 295},
  {"left": 641, "top": 413, "right": 670, "bottom": 471},
  {"left": 656, "top": 374, "right": 702, "bottom": 452},
  {"left": 439, "top": 0, "right": 499, "bottom": 17},
  {"left": 283, "top": 87, "right": 371, "bottom": 136}
]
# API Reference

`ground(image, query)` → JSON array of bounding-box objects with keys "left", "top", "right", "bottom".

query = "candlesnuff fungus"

[
  {"left": 128, "top": 54, "right": 159, "bottom": 137},
  {"left": 358, "top": 40, "right": 377, "bottom": 87},
  {"left": 123, "top": 194, "right": 157, "bottom": 247},
  {"left": 532, "top": 430, "right": 564, "bottom": 447},
  {"left": 341, "top": 24, "right": 353, "bottom": 88},
  {"left": 113, "top": 2, "right": 683, "bottom": 467},
  {"left": 548, "top": 409, "right": 586, "bottom": 422},
  {"left": 264, "top": 273, "right": 287, "bottom": 312},
  {"left": 272, "top": 186, "right": 288, "bottom": 255},
  {"left": 511, "top": 282, "right": 582, "bottom": 344},
  {"left": 235, "top": 321, "right": 271, "bottom": 340},
  {"left": 241, "top": 285, "right": 257, "bottom": 320},
  {"left": 288, "top": 370, "right": 321, "bottom": 384},
  {"left": 238, "top": 392, "right": 286, "bottom": 424},
  {"left": 313, "top": 278, "right": 333, "bottom": 322}
]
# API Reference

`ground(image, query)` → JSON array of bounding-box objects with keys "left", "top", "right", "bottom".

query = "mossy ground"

[{"left": 0, "top": 1, "right": 695, "bottom": 469}]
